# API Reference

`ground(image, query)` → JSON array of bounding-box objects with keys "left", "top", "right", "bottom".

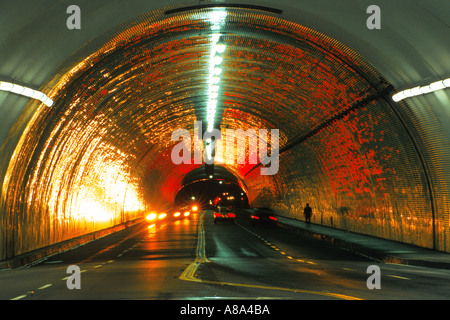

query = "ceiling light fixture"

[{"left": 204, "top": 9, "right": 227, "bottom": 164}]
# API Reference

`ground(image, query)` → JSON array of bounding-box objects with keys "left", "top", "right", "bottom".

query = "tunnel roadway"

[{"left": 1, "top": 211, "right": 450, "bottom": 301}]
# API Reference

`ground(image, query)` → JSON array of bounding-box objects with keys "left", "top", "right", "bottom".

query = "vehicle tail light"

[
  {"left": 227, "top": 213, "right": 236, "bottom": 218},
  {"left": 250, "top": 215, "right": 260, "bottom": 219},
  {"left": 269, "top": 216, "right": 278, "bottom": 221}
]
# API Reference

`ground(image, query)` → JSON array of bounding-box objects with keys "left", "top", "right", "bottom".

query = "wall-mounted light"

[
  {"left": 0, "top": 81, "right": 53, "bottom": 107},
  {"left": 392, "top": 78, "right": 450, "bottom": 102}
]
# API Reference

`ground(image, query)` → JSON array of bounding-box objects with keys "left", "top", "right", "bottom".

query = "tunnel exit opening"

[
  {"left": 175, "top": 179, "right": 249, "bottom": 210},
  {"left": 174, "top": 165, "right": 249, "bottom": 210}
]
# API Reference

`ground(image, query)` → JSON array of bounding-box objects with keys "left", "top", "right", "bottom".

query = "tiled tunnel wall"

[{"left": 246, "top": 97, "right": 438, "bottom": 250}]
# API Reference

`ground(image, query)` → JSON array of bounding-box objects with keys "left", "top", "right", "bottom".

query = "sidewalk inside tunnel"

[{"left": 267, "top": 213, "right": 450, "bottom": 270}]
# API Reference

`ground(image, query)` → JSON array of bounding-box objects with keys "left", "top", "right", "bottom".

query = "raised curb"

[{"left": 275, "top": 217, "right": 450, "bottom": 270}]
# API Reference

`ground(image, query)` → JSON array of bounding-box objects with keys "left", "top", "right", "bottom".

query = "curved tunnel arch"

[{"left": 1, "top": 2, "right": 449, "bottom": 260}]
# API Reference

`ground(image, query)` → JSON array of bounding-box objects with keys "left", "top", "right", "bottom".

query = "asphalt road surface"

[{"left": 1, "top": 210, "right": 450, "bottom": 301}]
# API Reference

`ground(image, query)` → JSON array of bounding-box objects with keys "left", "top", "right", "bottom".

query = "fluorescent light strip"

[
  {"left": 392, "top": 78, "right": 450, "bottom": 102},
  {"left": 0, "top": 81, "right": 53, "bottom": 107},
  {"left": 204, "top": 9, "right": 227, "bottom": 162}
]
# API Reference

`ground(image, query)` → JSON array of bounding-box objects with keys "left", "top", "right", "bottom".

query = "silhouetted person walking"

[{"left": 304, "top": 203, "right": 312, "bottom": 225}]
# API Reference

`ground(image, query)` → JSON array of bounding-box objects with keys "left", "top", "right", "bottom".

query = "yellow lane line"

[{"left": 387, "top": 274, "right": 411, "bottom": 280}]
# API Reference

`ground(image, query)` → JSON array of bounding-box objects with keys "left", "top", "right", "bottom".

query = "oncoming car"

[
  {"left": 213, "top": 206, "right": 236, "bottom": 224},
  {"left": 145, "top": 212, "right": 168, "bottom": 223},
  {"left": 171, "top": 206, "right": 191, "bottom": 220},
  {"left": 170, "top": 210, "right": 190, "bottom": 220},
  {"left": 145, "top": 206, "right": 191, "bottom": 223}
]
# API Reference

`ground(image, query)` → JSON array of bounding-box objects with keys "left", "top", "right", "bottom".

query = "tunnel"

[{"left": 1, "top": 0, "right": 450, "bottom": 266}]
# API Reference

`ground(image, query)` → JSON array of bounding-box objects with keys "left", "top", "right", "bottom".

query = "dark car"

[
  {"left": 213, "top": 206, "right": 236, "bottom": 224},
  {"left": 250, "top": 207, "right": 278, "bottom": 226}
]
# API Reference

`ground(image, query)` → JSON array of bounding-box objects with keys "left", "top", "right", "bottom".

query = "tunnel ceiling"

[
  {"left": 1, "top": 1, "right": 450, "bottom": 256},
  {"left": 3, "top": 5, "right": 390, "bottom": 208}
]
